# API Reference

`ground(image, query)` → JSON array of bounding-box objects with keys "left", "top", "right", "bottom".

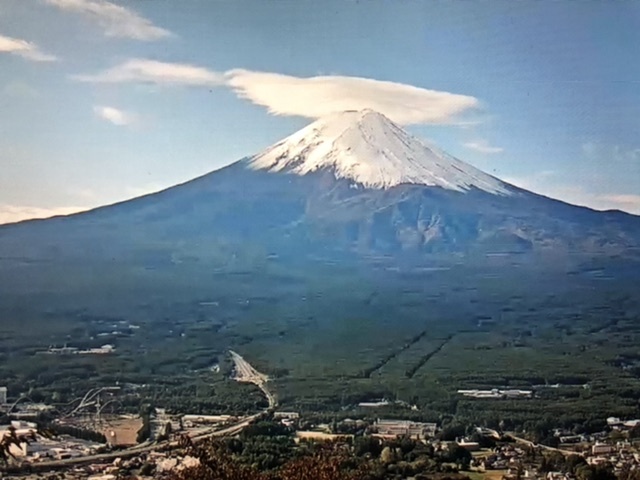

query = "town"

[{"left": 2, "top": 354, "right": 640, "bottom": 480}]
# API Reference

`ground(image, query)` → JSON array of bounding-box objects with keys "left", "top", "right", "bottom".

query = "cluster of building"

[
  {"left": 607, "top": 417, "right": 640, "bottom": 430},
  {"left": 583, "top": 440, "right": 640, "bottom": 474},
  {"left": 457, "top": 388, "right": 533, "bottom": 399},
  {"left": 273, "top": 411, "right": 300, "bottom": 428},
  {"left": 473, "top": 429, "right": 640, "bottom": 479},
  {"left": 0, "top": 420, "right": 102, "bottom": 461},
  {"left": 374, "top": 419, "right": 438, "bottom": 440},
  {"left": 473, "top": 443, "right": 532, "bottom": 472},
  {"left": 10, "top": 403, "right": 55, "bottom": 420},
  {"left": 41, "top": 344, "right": 116, "bottom": 355},
  {"left": 181, "top": 414, "right": 235, "bottom": 428},
  {"left": 0, "top": 386, "right": 56, "bottom": 420},
  {"left": 357, "top": 399, "right": 420, "bottom": 411},
  {"left": 277, "top": 413, "right": 439, "bottom": 443}
]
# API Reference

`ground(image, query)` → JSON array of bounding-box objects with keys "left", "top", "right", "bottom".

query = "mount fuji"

[
  {"left": 247, "top": 109, "right": 512, "bottom": 194},
  {"left": 1, "top": 109, "right": 639, "bottom": 270}
]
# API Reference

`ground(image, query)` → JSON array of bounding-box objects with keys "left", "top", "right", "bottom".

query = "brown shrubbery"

[
  {"left": 169, "top": 441, "right": 378, "bottom": 480},
  {"left": 167, "top": 438, "right": 475, "bottom": 480}
]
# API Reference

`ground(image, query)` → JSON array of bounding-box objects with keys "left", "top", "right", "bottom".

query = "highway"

[
  {"left": 17, "top": 351, "right": 276, "bottom": 473},
  {"left": 505, "top": 432, "right": 584, "bottom": 457},
  {"left": 24, "top": 413, "right": 263, "bottom": 471},
  {"left": 229, "top": 349, "right": 277, "bottom": 408}
]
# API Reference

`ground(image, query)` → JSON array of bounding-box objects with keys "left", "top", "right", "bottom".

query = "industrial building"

[
  {"left": 456, "top": 438, "right": 481, "bottom": 451},
  {"left": 457, "top": 388, "right": 532, "bottom": 399},
  {"left": 1, "top": 420, "right": 102, "bottom": 461},
  {"left": 374, "top": 419, "right": 437, "bottom": 439}
]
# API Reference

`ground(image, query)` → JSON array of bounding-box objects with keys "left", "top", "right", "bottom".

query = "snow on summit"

[{"left": 246, "top": 109, "right": 513, "bottom": 195}]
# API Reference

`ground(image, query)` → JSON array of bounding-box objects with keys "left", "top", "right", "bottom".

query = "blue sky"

[{"left": 1, "top": 0, "right": 639, "bottom": 223}]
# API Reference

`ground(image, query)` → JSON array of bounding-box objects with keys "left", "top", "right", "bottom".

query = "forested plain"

[{"left": 1, "top": 251, "right": 639, "bottom": 436}]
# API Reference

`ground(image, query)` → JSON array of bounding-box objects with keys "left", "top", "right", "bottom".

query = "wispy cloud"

[
  {"left": 44, "top": 0, "right": 172, "bottom": 41},
  {"left": 503, "top": 170, "right": 555, "bottom": 193},
  {"left": 93, "top": 105, "right": 137, "bottom": 126},
  {"left": 74, "top": 59, "right": 224, "bottom": 86},
  {"left": 0, "top": 181, "right": 166, "bottom": 224},
  {"left": 123, "top": 183, "right": 166, "bottom": 199},
  {"left": 557, "top": 189, "right": 640, "bottom": 215},
  {"left": 0, "top": 204, "right": 87, "bottom": 225},
  {"left": 597, "top": 194, "right": 640, "bottom": 214},
  {"left": 582, "top": 142, "right": 640, "bottom": 163},
  {"left": 74, "top": 60, "right": 480, "bottom": 125},
  {"left": 2, "top": 81, "right": 40, "bottom": 98},
  {"left": 0, "top": 34, "right": 57, "bottom": 62},
  {"left": 504, "top": 172, "right": 640, "bottom": 215},
  {"left": 463, "top": 139, "right": 504, "bottom": 154}
]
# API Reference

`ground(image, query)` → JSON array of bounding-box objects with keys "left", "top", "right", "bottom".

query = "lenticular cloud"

[
  {"left": 74, "top": 58, "right": 480, "bottom": 126},
  {"left": 225, "top": 69, "right": 480, "bottom": 126}
]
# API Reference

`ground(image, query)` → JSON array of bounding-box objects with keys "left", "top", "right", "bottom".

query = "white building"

[
  {"left": 607, "top": 417, "right": 622, "bottom": 426},
  {"left": 182, "top": 414, "right": 232, "bottom": 425},
  {"left": 592, "top": 442, "right": 614, "bottom": 455},
  {"left": 457, "top": 438, "right": 480, "bottom": 451},
  {"left": 375, "top": 419, "right": 437, "bottom": 439},
  {"left": 0, "top": 386, "right": 7, "bottom": 405},
  {"left": 457, "top": 388, "right": 532, "bottom": 399},
  {"left": 273, "top": 412, "right": 300, "bottom": 420},
  {"left": 358, "top": 401, "right": 390, "bottom": 408},
  {"left": 80, "top": 344, "right": 115, "bottom": 355}
]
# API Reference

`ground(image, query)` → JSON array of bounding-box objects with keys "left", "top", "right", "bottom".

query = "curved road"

[
  {"left": 21, "top": 413, "right": 263, "bottom": 472},
  {"left": 505, "top": 432, "right": 584, "bottom": 457},
  {"left": 229, "top": 350, "right": 277, "bottom": 408},
  {"left": 15, "top": 351, "right": 276, "bottom": 473}
]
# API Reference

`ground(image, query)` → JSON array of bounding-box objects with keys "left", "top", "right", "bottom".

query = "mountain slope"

[
  {"left": 247, "top": 109, "right": 512, "bottom": 194},
  {"left": 0, "top": 110, "right": 639, "bottom": 268}
]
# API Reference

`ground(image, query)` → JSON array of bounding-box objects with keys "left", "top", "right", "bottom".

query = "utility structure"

[
  {"left": 6, "top": 395, "right": 35, "bottom": 414},
  {"left": 62, "top": 386, "right": 122, "bottom": 431}
]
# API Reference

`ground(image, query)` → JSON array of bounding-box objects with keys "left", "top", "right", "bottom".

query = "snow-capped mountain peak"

[{"left": 246, "top": 109, "right": 513, "bottom": 195}]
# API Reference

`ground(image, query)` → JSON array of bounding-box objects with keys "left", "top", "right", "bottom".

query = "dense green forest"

[{"left": 1, "top": 253, "right": 639, "bottom": 433}]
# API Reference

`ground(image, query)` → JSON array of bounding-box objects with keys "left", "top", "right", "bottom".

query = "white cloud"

[
  {"left": 0, "top": 182, "right": 165, "bottom": 225},
  {"left": 504, "top": 173, "right": 640, "bottom": 216},
  {"left": 123, "top": 183, "right": 165, "bottom": 198},
  {"left": 2, "top": 81, "right": 40, "bottom": 98},
  {"left": 69, "top": 188, "right": 99, "bottom": 201},
  {"left": 0, "top": 204, "right": 87, "bottom": 225},
  {"left": 559, "top": 190, "right": 640, "bottom": 215},
  {"left": 225, "top": 70, "right": 480, "bottom": 125},
  {"left": 502, "top": 171, "right": 555, "bottom": 194},
  {"left": 581, "top": 142, "right": 598, "bottom": 158},
  {"left": 74, "top": 59, "right": 225, "bottom": 86},
  {"left": 0, "top": 34, "right": 57, "bottom": 62},
  {"left": 44, "top": 0, "right": 172, "bottom": 41},
  {"left": 582, "top": 142, "right": 640, "bottom": 163},
  {"left": 93, "top": 105, "right": 136, "bottom": 126},
  {"left": 74, "top": 60, "right": 480, "bottom": 125},
  {"left": 597, "top": 194, "right": 640, "bottom": 214},
  {"left": 463, "top": 139, "right": 504, "bottom": 154}
]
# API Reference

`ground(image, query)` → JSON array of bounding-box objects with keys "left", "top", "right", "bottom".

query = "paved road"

[
  {"left": 14, "top": 352, "right": 277, "bottom": 473},
  {"left": 229, "top": 350, "right": 277, "bottom": 408},
  {"left": 22, "top": 412, "right": 264, "bottom": 471},
  {"left": 506, "top": 432, "right": 583, "bottom": 457}
]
